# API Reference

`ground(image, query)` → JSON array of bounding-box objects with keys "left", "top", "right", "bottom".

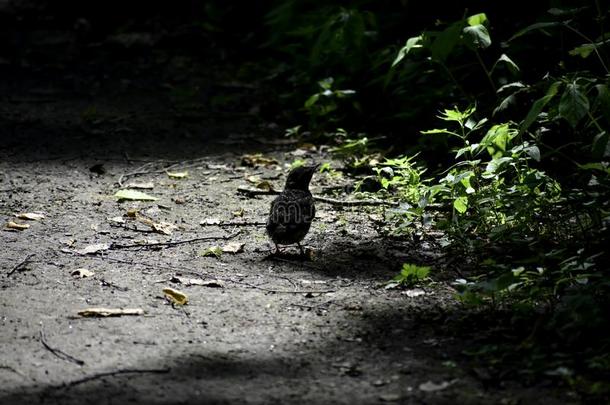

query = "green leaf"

[
  {"left": 392, "top": 35, "right": 423, "bottom": 67},
  {"left": 460, "top": 175, "right": 476, "bottom": 194},
  {"left": 578, "top": 162, "right": 610, "bottom": 174},
  {"left": 463, "top": 24, "right": 491, "bottom": 49},
  {"left": 485, "top": 157, "right": 512, "bottom": 174},
  {"left": 492, "top": 54, "right": 520, "bottom": 75},
  {"left": 304, "top": 94, "right": 319, "bottom": 108},
  {"left": 421, "top": 128, "right": 461, "bottom": 138},
  {"left": 497, "top": 82, "right": 526, "bottom": 93},
  {"left": 559, "top": 82, "right": 590, "bottom": 128},
  {"left": 200, "top": 246, "right": 223, "bottom": 258},
  {"left": 481, "top": 124, "right": 516, "bottom": 159},
  {"left": 114, "top": 190, "right": 158, "bottom": 201},
  {"left": 595, "top": 84, "right": 610, "bottom": 122},
  {"left": 509, "top": 21, "right": 563, "bottom": 42},
  {"left": 493, "top": 94, "right": 516, "bottom": 116},
  {"left": 438, "top": 105, "right": 476, "bottom": 124},
  {"left": 524, "top": 145, "right": 541, "bottom": 161},
  {"left": 318, "top": 77, "right": 334, "bottom": 90},
  {"left": 430, "top": 22, "right": 463, "bottom": 62},
  {"left": 592, "top": 131, "right": 610, "bottom": 159},
  {"left": 453, "top": 196, "right": 468, "bottom": 214},
  {"left": 392, "top": 263, "right": 431, "bottom": 287},
  {"left": 569, "top": 43, "right": 596, "bottom": 58},
  {"left": 467, "top": 13, "right": 488, "bottom": 27},
  {"left": 520, "top": 81, "right": 562, "bottom": 135}
]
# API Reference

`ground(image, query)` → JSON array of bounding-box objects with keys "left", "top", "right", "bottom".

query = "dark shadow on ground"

[{"left": 0, "top": 305, "right": 575, "bottom": 405}]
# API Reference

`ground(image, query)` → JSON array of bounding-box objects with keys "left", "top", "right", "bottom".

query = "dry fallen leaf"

[
  {"left": 60, "top": 238, "right": 76, "bottom": 247},
  {"left": 8, "top": 221, "right": 33, "bottom": 231},
  {"left": 163, "top": 287, "right": 188, "bottom": 305},
  {"left": 222, "top": 241, "right": 244, "bottom": 254},
  {"left": 171, "top": 276, "right": 225, "bottom": 288},
  {"left": 167, "top": 171, "right": 188, "bottom": 179},
  {"left": 108, "top": 216, "right": 126, "bottom": 224},
  {"left": 255, "top": 180, "right": 275, "bottom": 192},
  {"left": 71, "top": 268, "right": 95, "bottom": 278},
  {"left": 16, "top": 213, "right": 45, "bottom": 221},
  {"left": 78, "top": 308, "right": 144, "bottom": 317},
  {"left": 151, "top": 221, "right": 178, "bottom": 236},
  {"left": 125, "top": 181, "right": 154, "bottom": 189},
  {"left": 76, "top": 243, "right": 111, "bottom": 255},
  {"left": 200, "top": 280, "right": 225, "bottom": 288},
  {"left": 379, "top": 394, "right": 402, "bottom": 402},
  {"left": 241, "top": 153, "right": 279, "bottom": 167},
  {"left": 6, "top": 221, "right": 30, "bottom": 230},
  {"left": 200, "top": 218, "right": 221, "bottom": 225},
  {"left": 114, "top": 189, "right": 157, "bottom": 201},
  {"left": 418, "top": 380, "right": 454, "bottom": 392},
  {"left": 299, "top": 279, "right": 327, "bottom": 285},
  {"left": 403, "top": 289, "right": 426, "bottom": 297},
  {"left": 133, "top": 238, "right": 159, "bottom": 245}
]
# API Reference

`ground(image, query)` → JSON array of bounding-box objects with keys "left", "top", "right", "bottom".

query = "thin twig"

[
  {"left": 314, "top": 196, "right": 398, "bottom": 207},
  {"left": 99, "top": 278, "right": 129, "bottom": 291},
  {"left": 39, "top": 329, "right": 85, "bottom": 366},
  {"left": 59, "top": 368, "right": 170, "bottom": 389},
  {"left": 200, "top": 221, "right": 266, "bottom": 227},
  {"left": 238, "top": 280, "right": 334, "bottom": 294},
  {"left": 109, "top": 231, "right": 240, "bottom": 250},
  {"left": 237, "top": 186, "right": 398, "bottom": 207},
  {"left": 7, "top": 253, "right": 35, "bottom": 276},
  {"left": 237, "top": 186, "right": 278, "bottom": 197},
  {"left": 108, "top": 222, "right": 156, "bottom": 233},
  {"left": 117, "top": 157, "right": 219, "bottom": 187},
  {"left": 0, "top": 365, "right": 26, "bottom": 377}
]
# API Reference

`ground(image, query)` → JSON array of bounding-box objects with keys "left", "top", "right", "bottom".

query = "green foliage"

[
  {"left": 304, "top": 77, "right": 357, "bottom": 126},
  {"left": 391, "top": 263, "right": 431, "bottom": 287},
  {"left": 261, "top": 0, "right": 610, "bottom": 396}
]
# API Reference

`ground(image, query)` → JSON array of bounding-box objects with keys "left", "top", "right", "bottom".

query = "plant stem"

[
  {"left": 438, "top": 62, "right": 472, "bottom": 102},
  {"left": 474, "top": 49, "right": 496, "bottom": 93},
  {"left": 563, "top": 23, "right": 609, "bottom": 74},
  {"left": 587, "top": 110, "right": 605, "bottom": 135}
]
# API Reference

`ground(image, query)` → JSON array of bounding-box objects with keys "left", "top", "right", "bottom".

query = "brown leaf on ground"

[
  {"left": 71, "top": 268, "right": 95, "bottom": 278},
  {"left": 222, "top": 241, "right": 244, "bottom": 253},
  {"left": 171, "top": 276, "right": 225, "bottom": 288},
  {"left": 241, "top": 153, "right": 279, "bottom": 167},
  {"left": 75, "top": 243, "right": 111, "bottom": 255},
  {"left": 16, "top": 212, "right": 45, "bottom": 221},
  {"left": 163, "top": 287, "right": 188, "bottom": 305},
  {"left": 125, "top": 181, "right": 154, "bottom": 189},
  {"left": 77, "top": 308, "right": 145, "bottom": 317},
  {"left": 150, "top": 221, "right": 178, "bottom": 235},
  {"left": 6, "top": 221, "right": 30, "bottom": 230}
]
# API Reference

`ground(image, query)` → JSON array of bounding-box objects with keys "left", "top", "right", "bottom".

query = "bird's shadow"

[{"left": 258, "top": 234, "right": 442, "bottom": 282}]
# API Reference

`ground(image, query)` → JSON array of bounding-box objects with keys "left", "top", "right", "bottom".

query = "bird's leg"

[
  {"left": 274, "top": 243, "right": 281, "bottom": 255},
  {"left": 297, "top": 242, "right": 305, "bottom": 256}
]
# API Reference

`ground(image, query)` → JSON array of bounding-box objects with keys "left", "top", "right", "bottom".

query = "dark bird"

[{"left": 266, "top": 164, "right": 319, "bottom": 255}]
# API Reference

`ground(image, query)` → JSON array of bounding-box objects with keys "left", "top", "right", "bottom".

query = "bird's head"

[{"left": 284, "top": 164, "right": 320, "bottom": 190}]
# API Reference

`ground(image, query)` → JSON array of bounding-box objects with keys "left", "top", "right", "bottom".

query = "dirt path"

[
  {"left": 0, "top": 2, "right": 575, "bottom": 403},
  {"left": 0, "top": 101, "right": 575, "bottom": 405}
]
